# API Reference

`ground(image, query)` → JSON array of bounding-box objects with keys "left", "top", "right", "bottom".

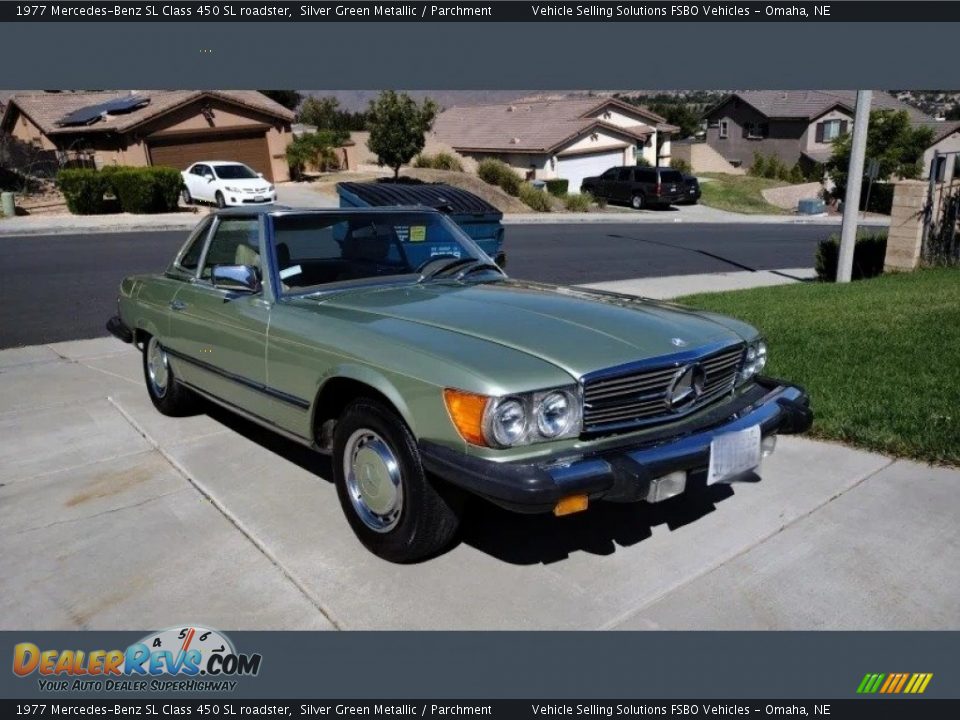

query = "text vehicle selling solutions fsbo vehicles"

[{"left": 107, "top": 206, "right": 812, "bottom": 562}]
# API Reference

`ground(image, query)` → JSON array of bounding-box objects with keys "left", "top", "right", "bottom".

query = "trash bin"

[
  {"left": 337, "top": 181, "right": 506, "bottom": 267},
  {"left": 797, "top": 198, "right": 826, "bottom": 215},
  {"left": 0, "top": 192, "right": 15, "bottom": 218}
]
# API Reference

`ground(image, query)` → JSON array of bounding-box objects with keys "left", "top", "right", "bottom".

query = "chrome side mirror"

[{"left": 212, "top": 265, "right": 261, "bottom": 294}]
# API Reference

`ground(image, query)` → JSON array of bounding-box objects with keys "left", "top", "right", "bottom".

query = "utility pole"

[{"left": 837, "top": 90, "right": 872, "bottom": 282}]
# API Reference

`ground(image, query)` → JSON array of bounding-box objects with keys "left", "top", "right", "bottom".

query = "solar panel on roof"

[{"left": 57, "top": 94, "right": 151, "bottom": 127}]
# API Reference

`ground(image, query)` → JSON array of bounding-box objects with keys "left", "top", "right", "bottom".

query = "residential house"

[
  {"left": 428, "top": 97, "right": 678, "bottom": 193},
  {"left": 1, "top": 90, "right": 295, "bottom": 181},
  {"left": 703, "top": 90, "right": 936, "bottom": 172},
  {"left": 924, "top": 121, "right": 960, "bottom": 184}
]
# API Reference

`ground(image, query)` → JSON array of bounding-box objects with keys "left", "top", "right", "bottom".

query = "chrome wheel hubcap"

[
  {"left": 344, "top": 429, "right": 403, "bottom": 533},
  {"left": 146, "top": 337, "right": 169, "bottom": 398}
]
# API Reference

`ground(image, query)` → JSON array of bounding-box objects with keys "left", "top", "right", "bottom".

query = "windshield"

[
  {"left": 214, "top": 164, "right": 259, "bottom": 180},
  {"left": 271, "top": 212, "right": 493, "bottom": 294}
]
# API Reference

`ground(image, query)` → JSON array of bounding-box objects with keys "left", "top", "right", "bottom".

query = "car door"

[
  {"left": 197, "top": 165, "right": 218, "bottom": 202},
  {"left": 597, "top": 167, "right": 619, "bottom": 198},
  {"left": 163, "top": 215, "right": 273, "bottom": 418},
  {"left": 611, "top": 167, "right": 633, "bottom": 203},
  {"left": 185, "top": 165, "right": 206, "bottom": 200}
]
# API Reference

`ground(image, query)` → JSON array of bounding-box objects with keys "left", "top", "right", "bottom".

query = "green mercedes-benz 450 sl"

[{"left": 107, "top": 206, "right": 812, "bottom": 562}]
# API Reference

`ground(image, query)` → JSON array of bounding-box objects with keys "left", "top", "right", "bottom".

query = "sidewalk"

[{"left": 583, "top": 267, "right": 818, "bottom": 300}]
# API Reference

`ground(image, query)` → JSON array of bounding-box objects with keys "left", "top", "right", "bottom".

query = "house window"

[
  {"left": 744, "top": 122, "right": 769, "bottom": 139},
  {"left": 719, "top": 120, "right": 729, "bottom": 139},
  {"left": 817, "top": 119, "right": 848, "bottom": 143}
]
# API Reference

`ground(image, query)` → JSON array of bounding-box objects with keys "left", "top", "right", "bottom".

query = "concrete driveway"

[{"left": 2, "top": 338, "right": 958, "bottom": 631}]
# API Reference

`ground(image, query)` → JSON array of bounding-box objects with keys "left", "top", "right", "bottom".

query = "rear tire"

[
  {"left": 332, "top": 398, "right": 462, "bottom": 563},
  {"left": 181, "top": 188, "right": 193, "bottom": 205},
  {"left": 142, "top": 335, "right": 197, "bottom": 416},
  {"left": 631, "top": 193, "right": 645, "bottom": 210},
  {"left": 215, "top": 191, "right": 226, "bottom": 209}
]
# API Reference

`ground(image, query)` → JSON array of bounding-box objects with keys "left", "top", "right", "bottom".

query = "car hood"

[
  {"left": 215, "top": 177, "right": 268, "bottom": 189},
  {"left": 298, "top": 279, "right": 756, "bottom": 380}
]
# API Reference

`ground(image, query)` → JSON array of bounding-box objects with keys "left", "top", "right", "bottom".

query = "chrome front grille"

[{"left": 582, "top": 342, "right": 745, "bottom": 433}]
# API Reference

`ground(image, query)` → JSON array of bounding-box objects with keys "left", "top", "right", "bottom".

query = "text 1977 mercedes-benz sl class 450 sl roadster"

[{"left": 108, "top": 206, "right": 812, "bottom": 562}]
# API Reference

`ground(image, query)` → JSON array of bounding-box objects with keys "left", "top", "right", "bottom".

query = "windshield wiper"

[
  {"left": 453, "top": 261, "right": 504, "bottom": 281},
  {"left": 417, "top": 256, "right": 476, "bottom": 282}
]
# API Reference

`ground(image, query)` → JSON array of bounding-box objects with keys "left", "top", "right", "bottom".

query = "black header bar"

[
  {"left": 4, "top": 2, "right": 960, "bottom": 23},
  {"left": 1, "top": 700, "right": 959, "bottom": 719}
]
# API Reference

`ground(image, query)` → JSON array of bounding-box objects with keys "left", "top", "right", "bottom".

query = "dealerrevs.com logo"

[{"left": 13, "top": 626, "right": 261, "bottom": 692}]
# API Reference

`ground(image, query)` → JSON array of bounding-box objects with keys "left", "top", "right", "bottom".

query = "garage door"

[
  {"left": 148, "top": 131, "right": 274, "bottom": 181},
  {"left": 557, "top": 149, "right": 625, "bottom": 193}
]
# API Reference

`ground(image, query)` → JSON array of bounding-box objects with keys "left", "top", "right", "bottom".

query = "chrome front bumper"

[{"left": 420, "top": 377, "right": 812, "bottom": 514}]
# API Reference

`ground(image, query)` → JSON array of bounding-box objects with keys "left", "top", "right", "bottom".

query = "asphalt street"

[{"left": 0, "top": 222, "right": 879, "bottom": 348}]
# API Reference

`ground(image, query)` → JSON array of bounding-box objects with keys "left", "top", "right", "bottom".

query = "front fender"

[{"left": 314, "top": 362, "right": 419, "bottom": 436}]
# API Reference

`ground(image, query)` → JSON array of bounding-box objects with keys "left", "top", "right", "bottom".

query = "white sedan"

[{"left": 181, "top": 161, "right": 277, "bottom": 208}]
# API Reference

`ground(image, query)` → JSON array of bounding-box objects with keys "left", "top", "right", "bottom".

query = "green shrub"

[
  {"left": 56, "top": 169, "right": 110, "bottom": 215},
  {"left": 108, "top": 167, "right": 182, "bottom": 214},
  {"left": 518, "top": 183, "right": 552, "bottom": 212},
  {"left": 564, "top": 192, "right": 593, "bottom": 212},
  {"left": 749, "top": 152, "right": 767, "bottom": 178},
  {"left": 670, "top": 158, "right": 692, "bottom": 174},
  {"left": 477, "top": 158, "right": 511, "bottom": 184},
  {"left": 477, "top": 159, "right": 521, "bottom": 196},
  {"left": 788, "top": 164, "right": 806, "bottom": 184},
  {"left": 413, "top": 151, "right": 464, "bottom": 172},
  {"left": 861, "top": 181, "right": 894, "bottom": 215},
  {"left": 431, "top": 152, "right": 463, "bottom": 172},
  {"left": 814, "top": 230, "right": 888, "bottom": 281},
  {"left": 544, "top": 178, "right": 569, "bottom": 197},
  {"left": 635, "top": 157, "right": 652, "bottom": 168}
]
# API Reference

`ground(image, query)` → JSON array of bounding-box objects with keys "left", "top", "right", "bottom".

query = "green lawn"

[
  {"left": 678, "top": 269, "right": 960, "bottom": 465},
  {"left": 698, "top": 173, "right": 790, "bottom": 215}
]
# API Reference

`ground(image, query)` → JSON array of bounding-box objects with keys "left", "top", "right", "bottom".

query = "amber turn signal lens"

[
  {"left": 553, "top": 494, "right": 589, "bottom": 517},
  {"left": 443, "top": 388, "right": 490, "bottom": 446}
]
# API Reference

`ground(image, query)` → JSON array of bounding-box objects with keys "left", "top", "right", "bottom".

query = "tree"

[
  {"left": 259, "top": 90, "right": 302, "bottom": 111},
  {"left": 826, "top": 109, "right": 934, "bottom": 197},
  {"left": 648, "top": 102, "right": 703, "bottom": 139},
  {"left": 285, "top": 130, "right": 349, "bottom": 179},
  {"left": 365, "top": 91, "right": 438, "bottom": 179}
]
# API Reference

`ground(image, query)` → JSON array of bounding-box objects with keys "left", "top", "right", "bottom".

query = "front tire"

[
  {"left": 142, "top": 335, "right": 196, "bottom": 416},
  {"left": 332, "top": 398, "right": 462, "bottom": 563},
  {"left": 215, "top": 191, "right": 226, "bottom": 209}
]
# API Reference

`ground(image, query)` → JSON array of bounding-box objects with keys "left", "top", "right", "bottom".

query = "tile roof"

[
  {"left": 709, "top": 90, "right": 934, "bottom": 124},
  {"left": 2, "top": 90, "right": 294, "bottom": 136},
  {"left": 431, "top": 97, "right": 670, "bottom": 153},
  {"left": 926, "top": 120, "right": 960, "bottom": 144}
]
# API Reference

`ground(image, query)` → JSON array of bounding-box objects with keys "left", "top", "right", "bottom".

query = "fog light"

[
  {"left": 761, "top": 434, "right": 777, "bottom": 458},
  {"left": 646, "top": 470, "right": 687, "bottom": 503},
  {"left": 554, "top": 494, "right": 589, "bottom": 517}
]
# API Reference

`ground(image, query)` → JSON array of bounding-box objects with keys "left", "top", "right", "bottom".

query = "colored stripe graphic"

[{"left": 858, "top": 673, "right": 933, "bottom": 694}]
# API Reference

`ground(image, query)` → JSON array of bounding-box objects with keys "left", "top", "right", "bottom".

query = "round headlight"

[
  {"left": 536, "top": 391, "right": 573, "bottom": 438},
  {"left": 755, "top": 340, "right": 768, "bottom": 373},
  {"left": 490, "top": 398, "right": 527, "bottom": 447}
]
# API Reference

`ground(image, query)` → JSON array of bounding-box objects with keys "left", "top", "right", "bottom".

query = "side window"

[
  {"left": 601, "top": 168, "right": 619, "bottom": 179},
  {"left": 176, "top": 220, "right": 211, "bottom": 273},
  {"left": 636, "top": 169, "right": 654, "bottom": 183},
  {"left": 201, "top": 218, "right": 261, "bottom": 280},
  {"left": 617, "top": 168, "right": 633, "bottom": 182}
]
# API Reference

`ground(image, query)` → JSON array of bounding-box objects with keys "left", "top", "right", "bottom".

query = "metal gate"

[{"left": 922, "top": 150, "right": 960, "bottom": 265}]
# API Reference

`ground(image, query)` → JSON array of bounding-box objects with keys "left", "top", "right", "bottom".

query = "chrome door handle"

[{"left": 169, "top": 300, "right": 187, "bottom": 311}]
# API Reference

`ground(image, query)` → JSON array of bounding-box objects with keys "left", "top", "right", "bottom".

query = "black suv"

[{"left": 581, "top": 166, "right": 687, "bottom": 209}]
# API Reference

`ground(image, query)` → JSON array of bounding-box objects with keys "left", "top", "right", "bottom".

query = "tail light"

[{"left": 655, "top": 182, "right": 662, "bottom": 197}]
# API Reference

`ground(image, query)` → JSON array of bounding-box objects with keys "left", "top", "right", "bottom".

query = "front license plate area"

[{"left": 707, "top": 425, "right": 761, "bottom": 485}]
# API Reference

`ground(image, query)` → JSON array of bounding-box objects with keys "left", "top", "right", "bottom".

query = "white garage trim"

[{"left": 556, "top": 149, "right": 625, "bottom": 193}]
